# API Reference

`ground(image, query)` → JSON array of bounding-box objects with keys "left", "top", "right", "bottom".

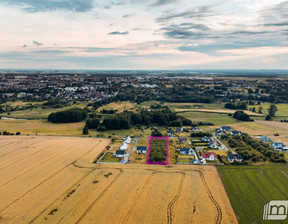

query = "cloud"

[
  {"left": 33, "top": 41, "right": 43, "bottom": 46},
  {"left": 2, "top": 0, "right": 94, "bottom": 13},
  {"left": 156, "top": 5, "right": 215, "bottom": 22},
  {"left": 151, "top": 0, "right": 179, "bottom": 7},
  {"left": 231, "top": 30, "right": 271, "bottom": 35},
  {"left": 160, "top": 23, "right": 210, "bottom": 39},
  {"left": 103, "top": 1, "right": 125, "bottom": 9},
  {"left": 108, "top": 31, "right": 129, "bottom": 35},
  {"left": 264, "top": 22, "right": 288, "bottom": 26},
  {"left": 261, "top": 1, "right": 288, "bottom": 24},
  {"left": 123, "top": 14, "right": 133, "bottom": 18}
]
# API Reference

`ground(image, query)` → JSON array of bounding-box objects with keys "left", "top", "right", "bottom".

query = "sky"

[{"left": 0, "top": 0, "right": 288, "bottom": 70}]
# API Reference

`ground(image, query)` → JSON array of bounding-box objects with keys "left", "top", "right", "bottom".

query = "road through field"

[{"left": 0, "top": 136, "right": 237, "bottom": 224}]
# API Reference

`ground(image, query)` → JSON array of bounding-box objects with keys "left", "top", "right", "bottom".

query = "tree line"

[
  {"left": 48, "top": 108, "right": 87, "bottom": 123},
  {"left": 85, "top": 109, "right": 192, "bottom": 132}
]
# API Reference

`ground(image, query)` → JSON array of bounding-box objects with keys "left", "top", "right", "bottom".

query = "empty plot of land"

[{"left": 0, "top": 136, "right": 237, "bottom": 224}]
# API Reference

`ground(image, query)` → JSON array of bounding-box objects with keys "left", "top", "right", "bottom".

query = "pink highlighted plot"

[{"left": 146, "top": 136, "right": 169, "bottom": 165}]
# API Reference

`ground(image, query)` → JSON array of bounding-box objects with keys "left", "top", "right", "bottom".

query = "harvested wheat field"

[
  {"left": 229, "top": 120, "right": 288, "bottom": 136},
  {"left": 0, "top": 136, "right": 237, "bottom": 224}
]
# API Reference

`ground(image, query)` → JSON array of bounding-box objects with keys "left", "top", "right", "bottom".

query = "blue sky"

[{"left": 0, "top": 0, "right": 288, "bottom": 69}]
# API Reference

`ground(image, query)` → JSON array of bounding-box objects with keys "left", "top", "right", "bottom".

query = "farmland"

[
  {"left": 0, "top": 136, "right": 237, "bottom": 224},
  {"left": 217, "top": 165, "right": 288, "bottom": 224}
]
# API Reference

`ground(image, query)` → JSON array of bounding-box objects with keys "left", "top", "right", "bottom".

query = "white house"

[
  {"left": 179, "top": 148, "right": 194, "bottom": 155},
  {"left": 209, "top": 142, "right": 218, "bottom": 149},
  {"left": 231, "top": 130, "right": 242, "bottom": 136},
  {"left": 272, "top": 142, "right": 288, "bottom": 151},
  {"left": 192, "top": 127, "right": 201, "bottom": 132},
  {"left": 120, "top": 142, "right": 128, "bottom": 150},
  {"left": 261, "top": 136, "right": 271, "bottom": 143},
  {"left": 201, "top": 136, "right": 210, "bottom": 142},
  {"left": 221, "top": 126, "right": 231, "bottom": 131},
  {"left": 114, "top": 150, "right": 126, "bottom": 158},
  {"left": 227, "top": 154, "right": 243, "bottom": 162},
  {"left": 124, "top": 136, "right": 131, "bottom": 144},
  {"left": 137, "top": 146, "right": 147, "bottom": 154},
  {"left": 201, "top": 152, "right": 217, "bottom": 161}
]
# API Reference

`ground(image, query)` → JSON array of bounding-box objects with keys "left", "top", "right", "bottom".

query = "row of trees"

[
  {"left": 0, "top": 131, "right": 21, "bottom": 135},
  {"left": 85, "top": 109, "right": 192, "bottom": 131},
  {"left": 48, "top": 108, "right": 87, "bottom": 123},
  {"left": 221, "top": 133, "right": 286, "bottom": 163},
  {"left": 225, "top": 102, "right": 247, "bottom": 110}
]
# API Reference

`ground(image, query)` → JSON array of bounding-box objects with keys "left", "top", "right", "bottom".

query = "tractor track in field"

[
  {"left": 0, "top": 138, "right": 53, "bottom": 159},
  {"left": 28, "top": 166, "right": 100, "bottom": 224},
  {"left": 192, "top": 170, "right": 222, "bottom": 224},
  {"left": 0, "top": 139, "right": 60, "bottom": 171},
  {"left": 167, "top": 172, "right": 186, "bottom": 224},
  {"left": 0, "top": 141, "right": 102, "bottom": 213},
  {"left": 260, "top": 169, "right": 288, "bottom": 199},
  {"left": 0, "top": 144, "right": 77, "bottom": 188},
  {"left": 121, "top": 171, "right": 156, "bottom": 224},
  {"left": 242, "top": 170, "right": 269, "bottom": 203},
  {"left": 225, "top": 169, "right": 260, "bottom": 223},
  {"left": 75, "top": 168, "right": 123, "bottom": 224}
]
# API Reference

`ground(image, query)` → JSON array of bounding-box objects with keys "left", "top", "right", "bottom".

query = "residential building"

[
  {"left": 227, "top": 154, "right": 243, "bottom": 162},
  {"left": 221, "top": 126, "right": 231, "bottom": 131},
  {"left": 179, "top": 148, "right": 194, "bottom": 155},
  {"left": 114, "top": 150, "right": 126, "bottom": 158},
  {"left": 137, "top": 146, "right": 147, "bottom": 154},
  {"left": 201, "top": 152, "right": 217, "bottom": 161}
]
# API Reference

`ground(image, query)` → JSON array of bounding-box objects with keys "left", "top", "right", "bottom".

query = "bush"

[
  {"left": 83, "top": 126, "right": 89, "bottom": 135},
  {"left": 265, "top": 115, "right": 272, "bottom": 121},
  {"left": 233, "top": 110, "right": 254, "bottom": 121},
  {"left": 16, "top": 132, "right": 21, "bottom": 135}
]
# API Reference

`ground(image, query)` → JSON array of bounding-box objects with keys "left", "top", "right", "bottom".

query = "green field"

[
  {"left": 217, "top": 165, "right": 288, "bottom": 224},
  {"left": 165, "top": 102, "right": 226, "bottom": 110},
  {"left": 98, "top": 152, "right": 121, "bottom": 163},
  {"left": 178, "top": 111, "right": 239, "bottom": 125},
  {"left": 252, "top": 103, "right": 288, "bottom": 117}
]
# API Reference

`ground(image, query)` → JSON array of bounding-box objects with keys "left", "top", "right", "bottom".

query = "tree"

[
  {"left": 258, "top": 106, "right": 263, "bottom": 114},
  {"left": 83, "top": 126, "right": 89, "bottom": 135},
  {"left": 268, "top": 104, "right": 278, "bottom": 117},
  {"left": 151, "top": 129, "right": 163, "bottom": 137},
  {"left": 265, "top": 115, "right": 272, "bottom": 121}
]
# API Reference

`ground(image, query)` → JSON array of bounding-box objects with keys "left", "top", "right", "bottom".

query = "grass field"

[
  {"left": 0, "top": 101, "right": 88, "bottom": 119},
  {"left": 98, "top": 152, "right": 121, "bottom": 163},
  {"left": 217, "top": 165, "right": 288, "bottom": 224},
  {"left": 0, "top": 119, "right": 85, "bottom": 136},
  {"left": 252, "top": 103, "right": 288, "bottom": 117},
  {"left": 178, "top": 111, "right": 239, "bottom": 125},
  {"left": 0, "top": 136, "right": 237, "bottom": 224},
  {"left": 97, "top": 101, "right": 136, "bottom": 113},
  {"left": 229, "top": 120, "right": 288, "bottom": 136}
]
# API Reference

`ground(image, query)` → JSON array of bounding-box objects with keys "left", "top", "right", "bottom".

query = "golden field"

[
  {"left": 0, "top": 136, "right": 237, "bottom": 224},
  {"left": 229, "top": 120, "right": 288, "bottom": 136}
]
